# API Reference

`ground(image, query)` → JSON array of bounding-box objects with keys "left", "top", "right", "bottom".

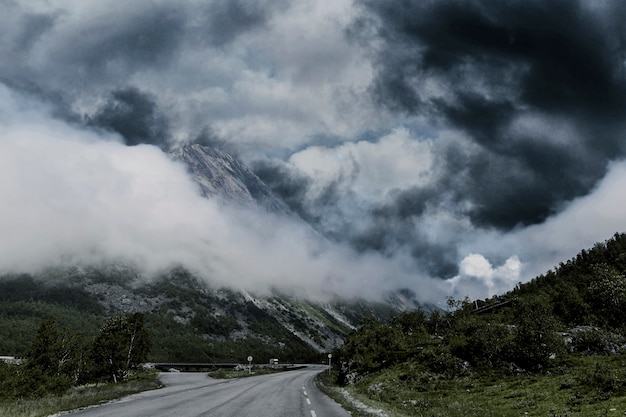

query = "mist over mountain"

[
  {"left": 1, "top": 0, "right": 626, "bottom": 304},
  {"left": 0, "top": 87, "right": 441, "bottom": 303},
  {"left": 0, "top": 141, "right": 420, "bottom": 362}
]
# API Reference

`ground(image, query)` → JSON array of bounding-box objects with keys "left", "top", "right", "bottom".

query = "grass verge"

[
  {"left": 316, "top": 370, "right": 403, "bottom": 417},
  {"left": 0, "top": 370, "right": 161, "bottom": 417},
  {"left": 319, "top": 355, "right": 626, "bottom": 417}
]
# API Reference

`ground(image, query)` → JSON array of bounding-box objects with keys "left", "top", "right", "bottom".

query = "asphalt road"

[{"left": 62, "top": 365, "right": 350, "bottom": 417}]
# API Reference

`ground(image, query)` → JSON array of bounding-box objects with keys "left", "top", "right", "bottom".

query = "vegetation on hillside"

[
  {"left": 0, "top": 313, "right": 151, "bottom": 402},
  {"left": 330, "top": 232, "right": 626, "bottom": 416},
  {"left": 0, "top": 268, "right": 323, "bottom": 364},
  {"left": 0, "top": 264, "right": 390, "bottom": 367},
  {"left": 8, "top": 232, "right": 626, "bottom": 415},
  {"left": 0, "top": 265, "right": 349, "bottom": 412},
  {"left": 0, "top": 370, "right": 159, "bottom": 417}
]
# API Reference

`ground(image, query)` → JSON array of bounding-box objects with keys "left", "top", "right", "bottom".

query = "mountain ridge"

[{"left": 169, "top": 144, "right": 291, "bottom": 213}]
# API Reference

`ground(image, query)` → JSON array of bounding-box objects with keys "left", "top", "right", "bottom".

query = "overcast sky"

[{"left": 1, "top": 0, "right": 625, "bottom": 303}]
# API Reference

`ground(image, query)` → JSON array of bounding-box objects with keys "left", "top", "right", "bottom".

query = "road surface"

[{"left": 63, "top": 365, "right": 350, "bottom": 417}]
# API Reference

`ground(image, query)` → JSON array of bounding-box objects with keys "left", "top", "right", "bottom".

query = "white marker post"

[
  {"left": 247, "top": 356, "right": 253, "bottom": 375},
  {"left": 327, "top": 353, "right": 332, "bottom": 374}
]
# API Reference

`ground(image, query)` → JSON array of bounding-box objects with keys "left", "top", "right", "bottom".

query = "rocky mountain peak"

[{"left": 169, "top": 144, "right": 290, "bottom": 213}]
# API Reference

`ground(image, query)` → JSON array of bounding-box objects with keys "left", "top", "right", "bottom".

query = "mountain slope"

[
  {"left": 169, "top": 144, "right": 290, "bottom": 213},
  {"left": 0, "top": 143, "right": 404, "bottom": 363},
  {"left": 325, "top": 232, "right": 626, "bottom": 416},
  {"left": 0, "top": 265, "right": 396, "bottom": 363}
]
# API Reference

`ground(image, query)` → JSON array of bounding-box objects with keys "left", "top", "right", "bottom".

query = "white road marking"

[{"left": 304, "top": 385, "right": 314, "bottom": 414}]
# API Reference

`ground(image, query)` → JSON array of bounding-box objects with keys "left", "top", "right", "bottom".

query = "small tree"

[
  {"left": 24, "top": 318, "right": 83, "bottom": 395},
  {"left": 588, "top": 263, "right": 626, "bottom": 327},
  {"left": 510, "top": 298, "right": 564, "bottom": 370},
  {"left": 450, "top": 316, "right": 511, "bottom": 368},
  {"left": 336, "top": 317, "right": 406, "bottom": 376},
  {"left": 90, "top": 313, "right": 151, "bottom": 383},
  {"left": 26, "top": 318, "right": 61, "bottom": 376}
]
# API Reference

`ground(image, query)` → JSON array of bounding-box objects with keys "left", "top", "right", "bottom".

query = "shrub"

[
  {"left": 420, "top": 348, "right": 470, "bottom": 378},
  {"left": 569, "top": 328, "right": 624, "bottom": 355},
  {"left": 510, "top": 298, "right": 565, "bottom": 370},
  {"left": 450, "top": 318, "right": 512, "bottom": 368},
  {"left": 578, "top": 361, "right": 626, "bottom": 394}
]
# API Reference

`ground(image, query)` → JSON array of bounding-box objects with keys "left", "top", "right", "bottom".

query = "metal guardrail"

[
  {"left": 472, "top": 300, "right": 511, "bottom": 314},
  {"left": 149, "top": 363, "right": 239, "bottom": 371},
  {"left": 148, "top": 363, "right": 310, "bottom": 372}
]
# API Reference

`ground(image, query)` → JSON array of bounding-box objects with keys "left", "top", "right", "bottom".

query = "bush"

[
  {"left": 450, "top": 318, "right": 512, "bottom": 368},
  {"left": 578, "top": 361, "right": 626, "bottom": 394},
  {"left": 510, "top": 298, "right": 565, "bottom": 370},
  {"left": 419, "top": 348, "right": 470, "bottom": 378},
  {"left": 569, "top": 328, "right": 624, "bottom": 355}
]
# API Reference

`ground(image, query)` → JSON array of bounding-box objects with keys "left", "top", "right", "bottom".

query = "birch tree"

[{"left": 90, "top": 313, "right": 151, "bottom": 383}]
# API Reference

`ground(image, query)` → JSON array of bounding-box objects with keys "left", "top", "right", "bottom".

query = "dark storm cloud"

[
  {"left": 57, "top": 6, "right": 187, "bottom": 76},
  {"left": 0, "top": 77, "right": 78, "bottom": 123},
  {"left": 255, "top": 155, "right": 460, "bottom": 278},
  {"left": 429, "top": 135, "right": 606, "bottom": 229},
  {"left": 362, "top": 0, "right": 625, "bottom": 115},
  {"left": 12, "top": 11, "right": 58, "bottom": 53},
  {"left": 354, "top": 186, "right": 462, "bottom": 277},
  {"left": 355, "top": 0, "right": 626, "bottom": 230},
  {"left": 0, "top": 0, "right": 295, "bottom": 93},
  {"left": 6, "top": 0, "right": 626, "bottom": 300},
  {"left": 198, "top": 0, "right": 281, "bottom": 47},
  {"left": 253, "top": 160, "right": 315, "bottom": 222},
  {"left": 192, "top": 127, "right": 229, "bottom": 148},
  {"left": 373, "top": 187, "right": 439, "bottom": 221},
  {"left": 87, "top": 87, "right": 170, "bottom": 149}
]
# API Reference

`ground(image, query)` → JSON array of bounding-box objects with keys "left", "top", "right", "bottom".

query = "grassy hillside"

[{"left": 328, "top": 232, "right": 626, "bottom": 416}]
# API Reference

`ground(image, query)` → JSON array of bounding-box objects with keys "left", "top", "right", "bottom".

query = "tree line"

[{"left": 0, "top": 313, "right": 151, "bottom": 400}]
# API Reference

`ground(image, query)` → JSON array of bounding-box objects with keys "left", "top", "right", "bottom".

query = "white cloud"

[
  {"left": 508, "top": 160, "right": 626, "bottom": 279},
  {"left": 289, "top": 127, "right": 435, "bottom": 203},
  {"left": 447, "top": 159, "right": 626, "bottom": 301},
  {"left": 0, "top": 84, "right": 448, "bottom": 302},
  {"left": 460, "top": 254, "right": 494, "bottom": 279},
  {"left": 2, "top": 1, "right": 626, "bottom": 307},
  {"left": 4, "top": 0, "right": 377, "bottom": 156},
  {"left": 447, "top": 254, "right": 522, "bottom": 300}
]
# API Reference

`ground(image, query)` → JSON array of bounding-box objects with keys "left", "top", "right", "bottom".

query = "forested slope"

[{"left": 0, "top": 264, "right": 393, "bottom": 363}]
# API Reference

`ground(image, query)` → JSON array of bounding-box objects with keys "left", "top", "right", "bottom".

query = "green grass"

[
  {"left": 0, "top": 370, "right": 161, "bottom": 417},
  {"left": 292, "top": 300, "right": 351, "bottom": 336},
  {"left": 322, "top": 355, "right": 626, "bottom": 417}
]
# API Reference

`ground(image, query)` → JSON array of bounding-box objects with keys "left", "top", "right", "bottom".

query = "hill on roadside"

[{"left": 329, "top": 232, "right": 626, "bottom": 416}]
